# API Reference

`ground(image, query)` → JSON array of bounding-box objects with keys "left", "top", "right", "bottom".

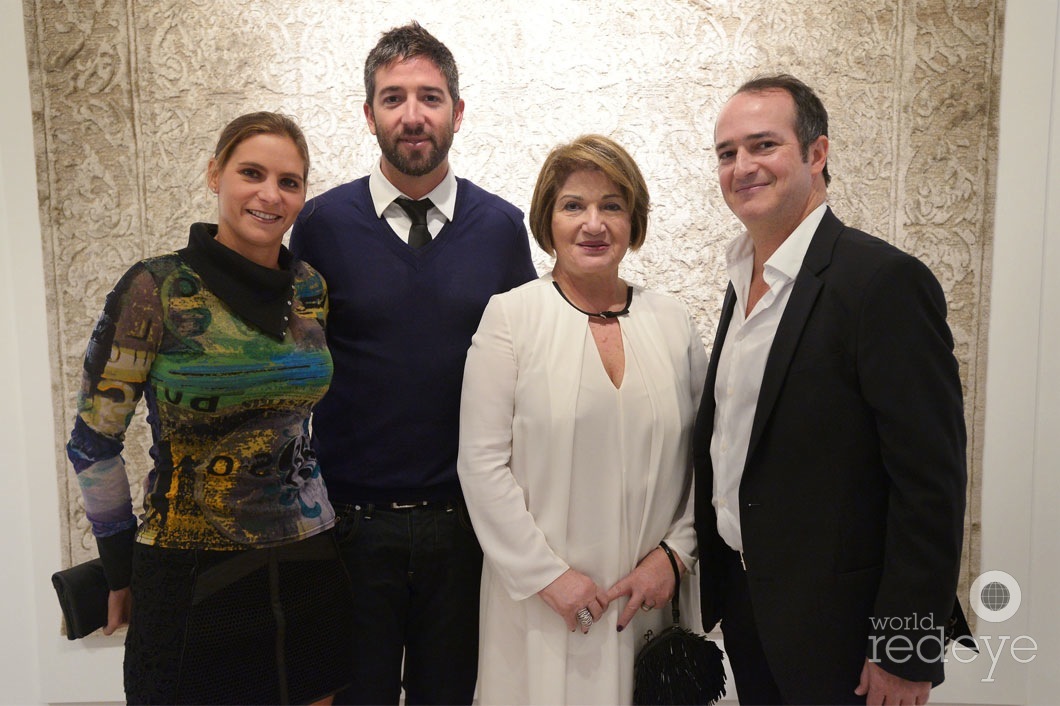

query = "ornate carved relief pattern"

[
  {"left": 896, "top": 0, "right": 1001, "bottom": 596},
  {"left": 25, "top": 1, "right": 999, "bottom": 596}
]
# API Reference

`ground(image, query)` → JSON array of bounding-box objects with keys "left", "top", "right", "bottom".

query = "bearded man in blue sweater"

[{"left": 290, "top": 22, "right": 537, "bottom": 706}]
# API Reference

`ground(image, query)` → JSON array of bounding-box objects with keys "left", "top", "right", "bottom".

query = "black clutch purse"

[
  {"left": 633, "top": 542, "right": 727, "bottom": 706},
  {"left": 51, "top": 558, "right": 110, "bottom": 639}
]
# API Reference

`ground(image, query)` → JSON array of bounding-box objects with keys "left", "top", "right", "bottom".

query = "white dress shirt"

[
  {"left": 368, "top": 159, "right": 458, "bottom": 242},
  {"left": 710, "top": 203, "right": 827, "bottom": 552}
]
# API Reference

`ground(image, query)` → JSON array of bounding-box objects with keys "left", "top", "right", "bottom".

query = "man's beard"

[{"left": 378, "top": 125, "right": 454, "bottom": 177}]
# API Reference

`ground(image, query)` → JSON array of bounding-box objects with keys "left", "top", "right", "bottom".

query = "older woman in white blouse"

[{"left": 457, "top": 134, "right": 708, "bottom": 705}]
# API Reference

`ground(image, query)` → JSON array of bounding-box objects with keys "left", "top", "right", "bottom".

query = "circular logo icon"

[{"left": 970, "top": 570, "right": 1021, "bottom": 623}]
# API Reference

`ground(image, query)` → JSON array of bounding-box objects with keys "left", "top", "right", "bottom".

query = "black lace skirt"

[{"left": 124, "top": 530, "right": 353, "bottom": 705}]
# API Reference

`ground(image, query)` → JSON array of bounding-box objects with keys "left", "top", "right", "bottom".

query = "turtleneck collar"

[{"left": 177, "top": 223, "right": 295, "bottom": 340}]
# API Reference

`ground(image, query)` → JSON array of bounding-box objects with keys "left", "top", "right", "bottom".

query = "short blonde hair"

[{"left": 529, "top": 134, "right": 650, "bottom": 255}]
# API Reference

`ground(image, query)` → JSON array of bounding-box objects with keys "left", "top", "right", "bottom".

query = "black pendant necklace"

[{"left": 552, "top": 280, "right": 633, "bottom": 319}]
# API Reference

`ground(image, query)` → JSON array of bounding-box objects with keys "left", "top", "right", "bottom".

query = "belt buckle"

[{"left": 389, "top": 501, "right": 425, "bottom": 510}]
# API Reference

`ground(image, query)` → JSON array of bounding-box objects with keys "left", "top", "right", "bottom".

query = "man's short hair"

[
  {"left": 737, "top": 73, "right": 831, "bottom": 186},
  {"left": 364, "top": 21, "right": 460, "bottom": 106},
  {"left": 529, "top": 134, "right": 650, "bottom": 255}
]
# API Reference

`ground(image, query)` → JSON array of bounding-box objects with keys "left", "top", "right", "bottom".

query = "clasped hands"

[{"left": 537, "top": 546, "right": 684, "bottom": 634}]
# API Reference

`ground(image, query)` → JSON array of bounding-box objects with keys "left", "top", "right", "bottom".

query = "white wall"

[
  {"left": 0, "top": 3, "right": 48, "bottom": 701},
  {"left": 1, "top": 1, "right": 1056, "bottom": 704},
  {"left": 1, "top": 1, "right": 126, "bottom": 702},
  {"left": 930, "top": 1, "right": 1060, "bottom": 703}
]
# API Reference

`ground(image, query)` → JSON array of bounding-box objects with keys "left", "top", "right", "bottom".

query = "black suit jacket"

[{"left": 693, "top": 208, "right": 967, "bottom": 701}]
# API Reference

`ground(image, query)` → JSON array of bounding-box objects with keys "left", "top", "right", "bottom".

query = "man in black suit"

[{"left": 693, "top": 74, "right": 967, "bottom": 705}]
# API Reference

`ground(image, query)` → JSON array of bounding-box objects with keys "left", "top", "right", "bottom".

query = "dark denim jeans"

[{"left": 331, "top": 500, "right": 483, "bottom": 705}]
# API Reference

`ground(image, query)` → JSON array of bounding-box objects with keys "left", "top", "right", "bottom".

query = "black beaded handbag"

[{"left": 633, "top": 542, "right": 726, "bottom": 706}]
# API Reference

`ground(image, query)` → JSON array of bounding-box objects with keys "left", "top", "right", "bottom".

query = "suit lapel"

[
  {"left": 744, "top": 208, "right": 843, "bottom": 465},
  {"left": 703, "top": 283, "right": 738, "bottom": 424}
]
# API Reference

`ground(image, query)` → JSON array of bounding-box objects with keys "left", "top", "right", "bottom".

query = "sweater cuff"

[{"left": 96, "top": 527, "right": 136, "bottom": 590}]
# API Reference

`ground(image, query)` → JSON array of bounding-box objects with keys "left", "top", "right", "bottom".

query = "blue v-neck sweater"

[{"left": 291, "top": 176, "right": 537, "bottom": 504}]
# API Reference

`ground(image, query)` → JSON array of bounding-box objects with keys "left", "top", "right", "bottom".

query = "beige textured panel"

[
  {"left": 893, "top": 0, "right": 1000, "bottom": 617},
  {"left": 26, "top": 0, "right": 999, "bottom": 609},
  {"left": 24, "top": 0, "right": 150, "bottom": 561}
]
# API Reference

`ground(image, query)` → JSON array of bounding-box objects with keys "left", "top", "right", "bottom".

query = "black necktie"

[{"left": 395, "top": 197, "right": 434, "bottom": 249}]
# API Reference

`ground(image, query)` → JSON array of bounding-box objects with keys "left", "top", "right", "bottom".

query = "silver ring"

[
  {"left": 641, "top": 602, "right": 654, "bottom": 612},
  {"left": 576, "top": 607, "right": 593, "bottom": 629}
]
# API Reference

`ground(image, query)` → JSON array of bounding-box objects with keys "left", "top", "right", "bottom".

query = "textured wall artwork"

[{"left": 25, "top": 0, "right": 1001, "bottom": 607}]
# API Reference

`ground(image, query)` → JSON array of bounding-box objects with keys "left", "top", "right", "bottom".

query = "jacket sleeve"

[
  {"left": 457, "top": 294, "right": 569, "bottom": 600},
  {"left": 660, "top": 308, "right": 710, "bottom": 571},
  {"left": 857, "top": 254, "right": 967, "bottom": 684}
]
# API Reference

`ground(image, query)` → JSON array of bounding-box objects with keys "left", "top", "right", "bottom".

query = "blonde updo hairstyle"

[{"left": 209, "top": 111, "right": 310, "bottom": 185}]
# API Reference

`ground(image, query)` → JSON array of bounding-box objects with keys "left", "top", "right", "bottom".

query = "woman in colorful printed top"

[{"left": 66, "top": 112, "right": 352, "bottom": 705}]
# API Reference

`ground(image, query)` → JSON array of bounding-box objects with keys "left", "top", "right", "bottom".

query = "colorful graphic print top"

[{"left": 68, "top": 247, "right": 335, "bottom": 550}]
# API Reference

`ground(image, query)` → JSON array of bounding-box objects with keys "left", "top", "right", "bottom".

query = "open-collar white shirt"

[
  {"left": 710, "top": 203, "right": 827, "bottom": 552},
  {"left": 368, "top": 159, "right": 458, "bottom": 243}
]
